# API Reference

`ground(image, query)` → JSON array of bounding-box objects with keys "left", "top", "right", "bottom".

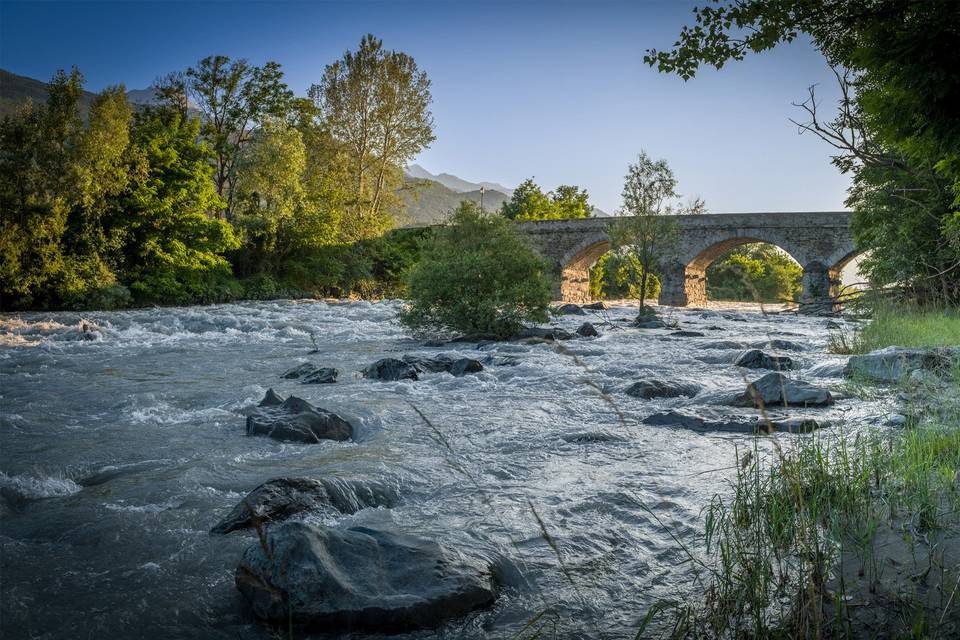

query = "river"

[{"left": 0, "top": 300, "right": 892, "bottom": 639}]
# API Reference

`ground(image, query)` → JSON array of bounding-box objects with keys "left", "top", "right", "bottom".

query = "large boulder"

[
  {"left": 625, "top": 379, "right": 700, "bottom": 400},
  {"left": 281, "top": 363, "right": 338, "bottom": 384},
  {"left": 211, "top": 477, "right": 398, "bottom": 534},
  {"left": 845, "top": 346, "right": 958, "bottom": 384},
  {"left": 402, "top": 354, "right": 484, "bottom": 377},
  {"left": 735, "top": 349, "right": 795, "bottom": 370},
  {"left": 643, "top": 408, "right": 823, "bottom": 434},
  {"left": 236, "top": 523, "right": 499, "bottom": 632},
  {"left": 634, "top": 316, "right": 667, "bottom": 329},
  {"left": 449, "top": 358, "right": 484, "bottom": 377},
  {"left": 735, "top": 372, "right": 834, "bottom": 407},
  {"left": 364, "top": 358, "right": 420, "bottom": 381},
  {"left": 582, "top": 301, "right": 607, "bottom": 311},
  {"left": 246, "top": 390, "right": 353, "bottom": 443}
]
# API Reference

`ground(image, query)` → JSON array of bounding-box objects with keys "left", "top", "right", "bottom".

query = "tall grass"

[{"left": 830, "top": 304, "right": 960, "bottom": 354}]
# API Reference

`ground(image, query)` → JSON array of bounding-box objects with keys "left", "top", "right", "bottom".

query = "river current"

[{"left": 0, "top": 300, "right": 893, "bottom": 639}]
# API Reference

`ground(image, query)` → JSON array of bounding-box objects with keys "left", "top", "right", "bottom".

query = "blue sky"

[{"left": 1, "top": 0, "right": 850, "bottom": 214}]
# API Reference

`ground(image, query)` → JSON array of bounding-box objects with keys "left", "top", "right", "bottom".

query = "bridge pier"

[
  {"left": 799, "top": 262, "right": 841, "bottom": 314},
  {"left": 658, "top": 261, "right": 707, "bottom": 307},
  {"left": 559, "top": 266, "right": 591, "bottom": 303}
]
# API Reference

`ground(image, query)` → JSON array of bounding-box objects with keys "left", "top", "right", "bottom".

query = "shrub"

[
  {"left": 399, "top": 201, "right": 552, "bottom": 338},
  {"left": 589, "top": 252, "right": 660, "bottom": 301}
]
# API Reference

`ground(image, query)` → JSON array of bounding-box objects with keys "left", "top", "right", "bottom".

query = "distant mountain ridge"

[{"left": 405, "top": 163, "right": 514, "bottom": 196}]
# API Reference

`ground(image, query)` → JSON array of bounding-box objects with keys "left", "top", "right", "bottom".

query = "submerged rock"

[
  {"left": 845, "top": 346, "right": 958, "bottom": 384},
  {"left": 582, "top": 301, "right": 607, "bottom": 310},
  {"left": 670, "top": 330, "right": 705, "bottom": 338},
  {"left": 211, "top": 477, "right": 398, "bottom": 534},
  {"left": 735, "top": 372, "right": 834, "bottom": 407},
  {"left": 576, "top": 322, "right": 599, "bottom": 338},
  {"left": 236, "top": 523, "right": 499, "bottom": 631},
  {"left": 702, "top": 340, "right": 749, "bottom": 350},
  {"left": 402, "top": 354, "right": 484, "bottom": 377},
  {"left": 364, "top": 358, "right": 420, "bottom": 381},
  {"left": 625, "top": 379, "right": 700, "bottom": 400},
  {"left": 633, "top": 317, "right": 666, "bottom": 329},
  {"left": 449, "top": 358, "right": 484, "bottom": 377},
  {"left": 246, "top": 391, "right": 353, "bottom": 443},
  {"left": 281, "top": 363, "right": 338, "bottom": 384},
  {"left": 734, "top": 349, "right": 795, "bottom": 370},
  {"left": 643, "top": 408, "right": 823, "bottom": 433},
  {"left": 555, "top": 303, "right": 586, "bottom": 315},
  {"left": 750, "top": 339, "right": 806, "bottom": 352},
  {"left": 514, "top": 327, "right": 575, "bottom": 341}
]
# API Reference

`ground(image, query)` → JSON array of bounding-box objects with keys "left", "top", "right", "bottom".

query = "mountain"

[
  {"left": 0, "top": 68, "right": 188, "bottom": 118},
  {"left": 405, "top": 163, "right": 514, "bottom": 196},
  {"left": 398, "top": 177, "right": 511, "bottom": 226}
]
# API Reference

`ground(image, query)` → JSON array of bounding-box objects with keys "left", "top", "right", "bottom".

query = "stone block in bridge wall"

[
  {"left": 658, "top": 262, "right": 707, "bottom": 308},
  {"left": 560, "top": 268, "right": 591, "bottom": 303}
]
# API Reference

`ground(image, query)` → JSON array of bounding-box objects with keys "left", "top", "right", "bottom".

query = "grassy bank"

[{"left": 652, "top": 307, "right": 960, "bottom": 639}]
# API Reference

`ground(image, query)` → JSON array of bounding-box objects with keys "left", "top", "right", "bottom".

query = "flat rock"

[
  {"left": 643, "top": 409, "right": 823, "bottom": 434},
  {"left": 282, "top": 363, "right": 338, "bottom": 384},
  {"left": 670, "top": 330, "right": 705, "bottom": 338},
  {"left": 735, "top": 372, "right": 834, "bottom": 407},
  {"left": 236, "top": 523, "right": 499, "bottom": 632},
  {"left": 845, "top": 346, "right": 958, "bottom": 384},
  {"left": 734, "top": 349, "right": 794, "bottom": 370},
  {"left": 576, "top": 322, "right": 599, "bottom": 337},
  {"left": 514, "top": 327, "right": 575, "bottom": 341},
  {"left": 582, "top": 301, "right": 607, "bottom": 310},
  {"left": 702, "top": 340, "right": 748, "bottom": 350},
  {"left": 634, "top": 317, "right": 667, "bottom": 329},
  {"left": 750, "top": 339, "right": 806, "bottom": 352},
  {"left": 211, "top": 477, "right": 399, "bottom": 534},
  {"left": 364, "top": 358, "right": 419, "bottom": 381},
  {"left": 247, "top": 390, "right": 353, "bottom": 443},
  {"left": 625, "top": 379, "right": 700, "bottom": 400}
]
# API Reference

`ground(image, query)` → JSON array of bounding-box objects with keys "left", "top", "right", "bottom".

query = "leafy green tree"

[
  {"left": 400, "top": 201, "right": 552, "bottom": 337},
  {"left": 118, "top": 108, "right": 238, "bottom": 304},
  {"left": 646, "top": 0, "right": 960, "bottom": 304},
  {"left": 706, "top": 243, "right": 803, "bottom": 303},
  {"left": 551, "top": 184, "right": 592, "bottom": 219},
  {"left": 158, "top": 56, "right": 294, "bottom": 216},
  {"left": 312, "top": 34, "right": 435, "bottom": 241},
  {"left": 609, "top": 152, "right": 700, "bottom": 313},
  {"left": 500, "top": 179, "right": 593, "bottom": 220}
]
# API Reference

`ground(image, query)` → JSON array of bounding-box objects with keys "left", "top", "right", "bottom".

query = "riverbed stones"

[
  {"left": 734, "top": 349, "right": 795, "bottom": 370},
  {"left": 845, "top": 346, "right": 959, "bottom": 384},
  {"left": 735, "top": 372, "right": 834, "bottom": 407},
  {"left": 576, "top": 322, "right": 599, "bottom": 337},
  {"left": 281, "top": 363, "right": 338, "bottom": 384},
  {"left": 643, "top": 408, "right": 823, "bottom": 434},
  {"left": 211, "top": 477, "right": 399, "bottom": 534},
  {"left": 247, "top": 391, "right": 353, "bottom": 443},
  {"left": 625, "top": 379, "right": 700, "bottom": 400},
  {"left": 235, "top": 522, "right": 499, "bottom": 631},
  {"left": 364, "top": 357, "right": 420, "bottom": 381}
]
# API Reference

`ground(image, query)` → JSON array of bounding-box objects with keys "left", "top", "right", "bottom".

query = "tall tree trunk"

[{"left": 639, "top": 267, "right": 649, "bottom": 311}]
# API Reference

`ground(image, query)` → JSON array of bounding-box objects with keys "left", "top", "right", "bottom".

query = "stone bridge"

[{"left": 517, "top": 211, "right": 857, "bottom": 312}]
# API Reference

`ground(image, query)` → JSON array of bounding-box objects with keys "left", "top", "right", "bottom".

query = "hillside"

[
  {"left": 405, "top": 163, "right": 513, "bottom": 196},
  {"left": 397, "top": 177, "right": 510, "bottom": 226}
]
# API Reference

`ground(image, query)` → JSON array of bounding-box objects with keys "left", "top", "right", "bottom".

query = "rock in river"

[
  {"left": 671, "top": 330, "right": 705, "bottom": 338},
  {"left": 246, "top": 390, "right": 353, "bottom": 443},
  {"left": 625, "top": 379, "right": 700, "bottom": 400},
  {"left": 735, "top": 372, "right": 834, "bottom": 407},
  {"left": 514, "top": 327, "right": 575, "bottom": 341},
  {"left": 576, "top": 322, "right": 599, "bottom": 337},
  {"left": 734, "top": 349, "right": 794, "bottom": 370},
  {"left": 555, "top": 303, "right": 586, "bottom": 315},
  {"left": 643, "top": 408, "right": 823, "bottom": 433},
  {"left": 364, "top": 357, "right": 420, "bottom": 381},
  {"left": 845, "top": 346, "right": 958, "bottom": 384},
  {"left": 236, "top": 522, "right": 499, "bottom": 632},
  {"left": 211, "top": 477, "right": 399, "bottom": 534},
  {"left": 281, "top": 363, "right": 338, "bottom": 384}
]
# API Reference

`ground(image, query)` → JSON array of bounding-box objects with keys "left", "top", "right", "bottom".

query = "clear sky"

[{"left": 0, "top": 0, "right": 850, "bottom": 214}]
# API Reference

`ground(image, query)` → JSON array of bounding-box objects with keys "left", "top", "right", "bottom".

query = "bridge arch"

[{"left": 559, "top": 237, "right": 610, "bottom": 302}]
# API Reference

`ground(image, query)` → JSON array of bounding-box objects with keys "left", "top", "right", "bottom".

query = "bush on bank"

[{"left": 399, "top": 201, "right": 552, "bottom": 338}]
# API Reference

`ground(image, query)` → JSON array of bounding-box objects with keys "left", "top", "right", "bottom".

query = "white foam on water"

[{"left": 0, "top": 471, "right": 82, "bottom": 500}]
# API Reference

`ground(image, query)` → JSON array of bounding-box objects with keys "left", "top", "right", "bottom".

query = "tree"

[
  {"left": 608, "top": 152, "right": 695, "bottom": 313},
  {"left": 589, "top": 252, "right": 661, "bottom": 300},
  {"left": 646, "top": 0, "right": 960, "bottom": 304},
  {"left": 706, "top": 243, "right": 803, "bottom": 302},
  {"left": 500, "top": 178, "right": 593, "bottom": 220},
  {"left": 158, "top": 56, "right": 294, "bottom": 217},
  {"left": 400, "top": 201, "right": 552, "bottom": 338},
  {"left": 118, "top": 107, "right": 238, "bottom": 304},
  {"left": 312, "top": 34, "right": 435, "bottom": 242},
  {"left": 551, "top": 184, "right": 592, "bottom": 219}
]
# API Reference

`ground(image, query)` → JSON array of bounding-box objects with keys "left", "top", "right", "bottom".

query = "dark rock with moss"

[
  {"left": 211, "top": 477, "right": 399, "bottom": 534},
  {"left": 735, "top": 349, "right": 794, "bottom": 370},
  {"left": 625, "top": 379, "right": 700, "bottom": 400},
  {"left": 735, "top": 372, "right": 834, "bottom": 407},
  {"left": 643, "top": 408, "right": 823, "bottom": 433},
  {"left": 235, "top": 523, "right": 499, "bottom": 632},
  {"left": 845, "top": 346, "right": 959, "bottom": 384},
  {"left": 246, "top": 391, "right": 353, "bottom": 443}
]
